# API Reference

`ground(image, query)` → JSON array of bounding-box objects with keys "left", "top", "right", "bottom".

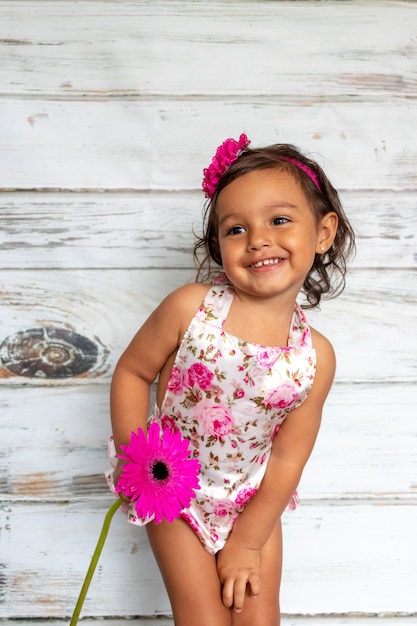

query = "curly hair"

[{"left": 194, "top": 143, "right": 356, "bottom": 308}]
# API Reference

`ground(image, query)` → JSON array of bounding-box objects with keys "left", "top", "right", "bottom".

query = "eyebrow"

[{"left": 218, "top": 203, "right": 299, "bottom": 226}]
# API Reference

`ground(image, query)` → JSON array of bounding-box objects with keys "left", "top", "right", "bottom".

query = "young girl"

[{"left": 108, "top": 134, "right": 355, "bottom": 626}]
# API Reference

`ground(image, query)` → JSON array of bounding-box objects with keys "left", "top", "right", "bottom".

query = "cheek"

[{"left": 286, "top": 230, "right": 319, "bottom": 261}]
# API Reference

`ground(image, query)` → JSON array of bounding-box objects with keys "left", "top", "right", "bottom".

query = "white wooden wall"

[{"left": 1, "top": 1, "right": 416, "bottom": 624}]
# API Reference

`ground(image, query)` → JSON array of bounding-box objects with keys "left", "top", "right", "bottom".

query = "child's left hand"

[{"left": 216, "top": 536, "right": 261, "bottom": 613}]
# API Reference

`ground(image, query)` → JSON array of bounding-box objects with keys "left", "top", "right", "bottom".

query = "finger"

[
  {"left": 221, "top": 578, "right": 235, "bottom": 609},
  {"left": 248, "top": 572, "right": 261, "bottom": 598},
  {"left": 231, "top": 576, "right": 248, "bottom": 613}
]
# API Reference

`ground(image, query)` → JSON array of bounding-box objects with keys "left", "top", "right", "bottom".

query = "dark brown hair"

[{"left": 194, "top": 143, "right": 356, "bottom": 308}]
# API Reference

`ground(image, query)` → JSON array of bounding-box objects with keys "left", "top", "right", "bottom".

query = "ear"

[{"left": 316, "top": 212, "right": 338, "bottom": 254}]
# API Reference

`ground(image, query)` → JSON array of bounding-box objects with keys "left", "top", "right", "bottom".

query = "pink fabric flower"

[
  {"left": 167, "top": 366, "right": 189, "bottom": 395},
  {"left": 255, "top": 348, "right": 281, "bottom": 368},
  {"left": 188, "top": 362, "right": 214, "bottom": 390},
  {"left": 262, "top": 382, "right": 298, "bottom": 409},
  {"left": 198, "top": 402, "right": 234, "bottom": 439},
  {"left": 116, "top": 422, "right": 200, "bottom": 524},
  {"left": 202, "top": 134, "right": 250, "bottom": 198}
]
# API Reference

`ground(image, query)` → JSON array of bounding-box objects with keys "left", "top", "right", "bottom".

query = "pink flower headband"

[
  {"left": 202, "top": 133, "right": 250, "bottom": 198},
  {"left": 202, "top": 134, "right": 321, "bottom": 198}
]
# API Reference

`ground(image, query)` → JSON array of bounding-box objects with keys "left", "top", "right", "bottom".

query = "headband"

[
  {"left": 276, "top": 156, "right": 321, "bottom": 192},
  {"left": 202, "top": 134, "right": 322, "bottom": 198}
]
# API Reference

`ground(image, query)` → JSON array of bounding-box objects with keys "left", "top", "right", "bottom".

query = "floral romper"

[{"left": 107, "top": 279, "right": 316, "bottom": 554}]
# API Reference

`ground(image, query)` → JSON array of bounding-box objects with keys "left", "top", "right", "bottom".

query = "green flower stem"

[{"left": 70, "top": 497, "right": 123, "bottom": 625}]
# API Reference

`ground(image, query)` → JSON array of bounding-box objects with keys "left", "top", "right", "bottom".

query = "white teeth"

[{"left": 252, "top": 258, "right": 281, "bottom": 268}]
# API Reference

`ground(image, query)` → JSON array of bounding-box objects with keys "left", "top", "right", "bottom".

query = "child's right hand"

[{"left": 113, "top": 459, "right": 130, "bottom": 502}]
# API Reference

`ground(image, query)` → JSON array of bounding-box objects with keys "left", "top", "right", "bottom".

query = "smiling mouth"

[{"left": 250, "top": 258, "right": 283, "bottom": 268}]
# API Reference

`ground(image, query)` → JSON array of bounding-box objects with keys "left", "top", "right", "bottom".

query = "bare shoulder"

[
  {"left": 161, "top": 282, "right": 211, "bottom": 312},
  {"left": 310, "top": 326, "right": 335, "bottom": 361},
  {"left": 119, "top": 282, "right": 212, "bottom": 374},
  {"left": 310, "top": 326, "right": 336, "bottom": 392},
  {"left": 156, "top": 282, "right": 211, "bottom": 334},
  {"left": 167, "top": 281, "right": 211, "bottom": 302}
]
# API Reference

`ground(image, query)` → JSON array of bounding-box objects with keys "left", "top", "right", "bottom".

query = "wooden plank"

[
  {"left": 17, "top": 614, "right": 417, "bottom": 624},
  {"left": 0, "top": 190, "right": 416, "bottom": 270},
  {"left": 1, "top": 99, "right": 416, "bottom": 191},
  {"left": 0, "top": 269, "right": 191, "bottom": 383},
  {"left": 0, "top": 191, "right": 197, "bottom": 270},
  {"left": 286, "top": 616, "right": 417, "bottom": 624},
  {"left": 1, "top": 384, "right": 416, "bottom": 501},
  {"left": 281, "top": 503, "right": 417, "bottom": 614},
  {"left": 306, "top": 268, "right": 417, "bottom": 384},
  {"left": 0, "top": 1, "right": 414, "bottom": 623},
  {"left": 1, "top": 501, "right": 416, "bottom": 617},
  {"left": 0, "top": 1, "right": 415, "bottom": 101},
  {"left": 299, "top": 383, "right": 417, "bottom": 500},
  {"left": 0, "top": 269, "right": 415, "bottom": 384}
]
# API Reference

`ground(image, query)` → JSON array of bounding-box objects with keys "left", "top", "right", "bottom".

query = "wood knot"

[{"left": 0, "top": 327, "right": 103, "bottom": 378}]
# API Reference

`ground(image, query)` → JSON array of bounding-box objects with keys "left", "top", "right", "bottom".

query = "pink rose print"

[
  {"left": 233, "top": 388, "right": 245, "bottom": 399},
  {"left": 210, "top": 531, "right": 219, "bottom": 544},
  {"left": 213, "top": 499, "right": 239, "bottom": 519},
  {"left": 198, "top": 402, "right": 234, "bottom": 439},
  {"left": 160, "top": 414, "right": 179, "bottom": 434},
  {"left": 255, "top": 348, "right": 281, "bottom": 368},
  {"left": 300, "top": 328, "right": 310, "bottom": 347},
  {"left": 188, "top": 362, "right": 214, "bottom": 390},
  {"left": 167, "top": 366, "right": 189, "bottom": 395},
  {"left": 262, "top": 382, "right": 298, "bottom": 409},
  {"left": 235, "top": 486, "right": 258, "bottom": 508}
]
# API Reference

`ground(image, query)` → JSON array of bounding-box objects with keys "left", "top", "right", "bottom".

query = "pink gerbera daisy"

[{"left": 116, "top": 422, "right": 200, "bottom": 524}]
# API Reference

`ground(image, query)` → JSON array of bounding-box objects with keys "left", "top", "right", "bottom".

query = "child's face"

[{"left": 215, "top": 168, "right": 335, "bottom": 303}]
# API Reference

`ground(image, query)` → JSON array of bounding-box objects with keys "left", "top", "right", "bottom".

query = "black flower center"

[{"left": 152, "top": 460, "right": 170, "bottom": 481}]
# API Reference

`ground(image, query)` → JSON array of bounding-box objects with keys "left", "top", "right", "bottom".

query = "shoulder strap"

[
  {"left": 195, "top": 285, "right": 234, "bottom": 328},
  {"left": 288, "top": 303, "right": 313, "bottom": 348}
]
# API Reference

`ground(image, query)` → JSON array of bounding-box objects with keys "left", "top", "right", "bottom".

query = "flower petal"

[{"left": 117, "top": 422, "right": 200, "bottom": 524}]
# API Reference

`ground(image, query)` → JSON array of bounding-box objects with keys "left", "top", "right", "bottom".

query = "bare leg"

[
  {"left": 147, "top": 517, "right": 232, "bottom": 626},
  {"left": 231, "top": 520, "right": 283, "bottom": 626}
]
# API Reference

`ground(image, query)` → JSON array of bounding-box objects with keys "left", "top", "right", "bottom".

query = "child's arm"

[
  {"left": 110, "top": 283, "right": 208, "bottom": 484},
  {"left": 216, "top": 330, "right": 336, "bottom": 613}
]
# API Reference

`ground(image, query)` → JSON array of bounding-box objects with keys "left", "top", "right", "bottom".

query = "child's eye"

[
  {"left": 273, "top": 217, "right": 289, "bottom": 225},
  {"left": 227, "top": 225, "right": 245, "bottom": 235}
]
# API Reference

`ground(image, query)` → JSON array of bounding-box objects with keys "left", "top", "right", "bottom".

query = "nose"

[{"left": 247, "top": 226, "right": 271, "bottom": 251}]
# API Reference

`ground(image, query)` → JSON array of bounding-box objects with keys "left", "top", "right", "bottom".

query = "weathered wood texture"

[
  {"left": 1, "top": 100, "right": 416, "bottom": 191},
  {"left": 0, "top": 269, "right": 416, "bottom": 383},
  {"left": 1, "top": 1, "right": 416, "bottom": 101},
  {"left": 1, "top": 621, "right": 416, "bottom": 626},
  {"left": 2, "top": 384, "right": 416, "bottom": 502},
  {"left": 0, "top": 0, "right": 416, "bottom": 622},
  {"left": 1, "top": 501, "right": 416, "bottom": 617},
  {"left": 0, "top": 191, "right": 416, "bottom": 269}
]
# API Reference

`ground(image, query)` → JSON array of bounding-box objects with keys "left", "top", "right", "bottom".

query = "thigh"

[
  {"left": 232, "top": 520, "right": 283, "bottom": 626},
  {"left": 146, "top": 517, "right": 232, "bottom": 626}
]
